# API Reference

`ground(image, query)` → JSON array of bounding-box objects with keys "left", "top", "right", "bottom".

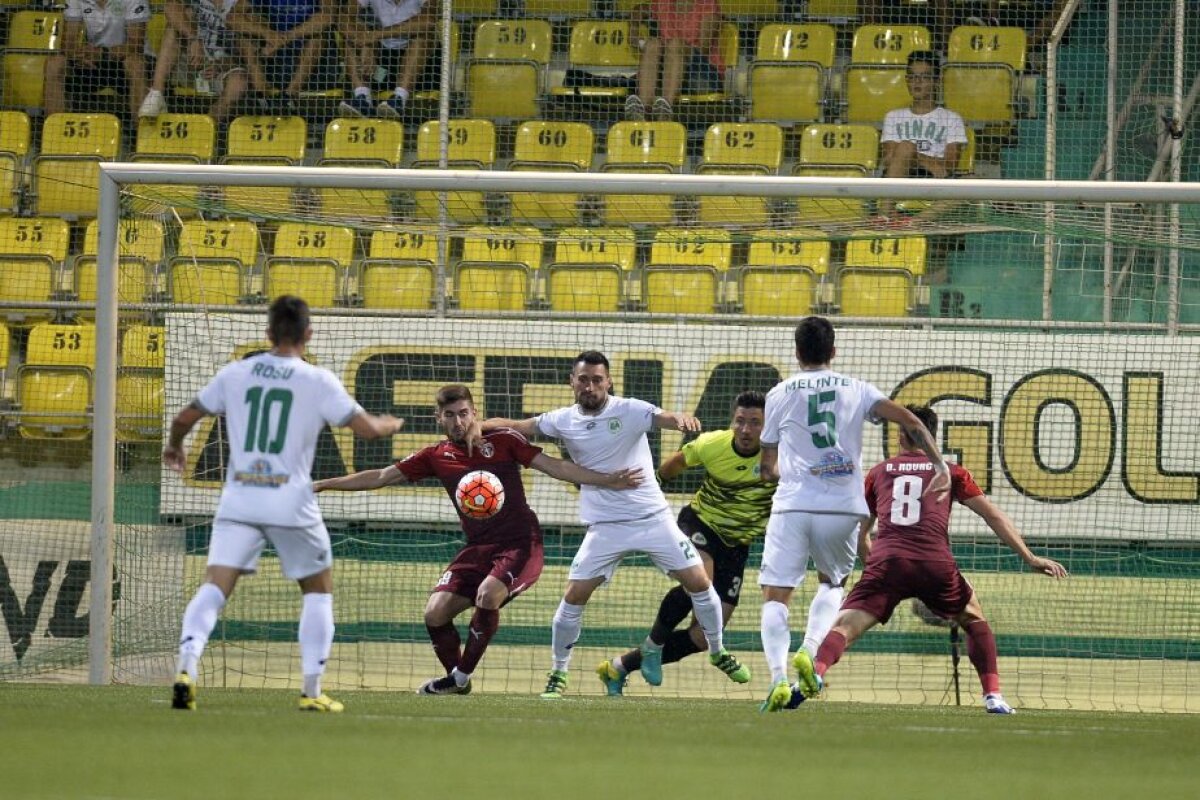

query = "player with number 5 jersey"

[
  {"left": 162, "top": 296, "right": 406, "bottom": 714},
  {"left": 757, "top": 317, "right": 951, "bottom": 712}
]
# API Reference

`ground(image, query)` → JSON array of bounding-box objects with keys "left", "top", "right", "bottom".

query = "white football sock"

[
  {"left": 299, "top": 592, "right": 334, "bottom": 698},
  {"left": 451, "top": 667, "right": 470, "bottom": 686},
  {"left": 802, "top": 583, "right": 844, "bottom": 658},
  {"left": 687, "top": 587, "right": 725, "bottom": 654},
  {"left": 551, "top": 600, "right": 585, "bottom": 671},
  {"left": 760, "top": 600, "right": 791, "bottom": 684},
  {"left": 176, "top": 582, "right": 226, "bottom": 679}
]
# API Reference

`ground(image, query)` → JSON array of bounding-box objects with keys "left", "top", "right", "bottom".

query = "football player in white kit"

[
  {"left": 478, "top": 351, "right": 752, "bottom": 698},
  {"left": 162, "top": 296, "right": 405, "bottom": 712},
  {"left": 757, "top": 317, "right": 950, "bottom": 712}
]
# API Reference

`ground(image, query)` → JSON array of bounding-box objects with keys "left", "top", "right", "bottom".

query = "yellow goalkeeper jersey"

[{"left": 680, "top": 429, "right": 776, "bottom": 545}]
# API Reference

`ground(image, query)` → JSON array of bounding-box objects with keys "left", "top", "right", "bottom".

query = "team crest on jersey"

[
  {"left": 608, "top": 419, "right": 622, "bottom": 433},
  {"left": 478, "top": 441, "right": 494, "bottom": 458},
  {"left": 691, "top": 531, "right": 708, "bottom": 547},
  {"left": 233, "top": 459, "right": 288, "bottom": 487},
  {"left": 809, "top": 451, "right": 855, "bottom": 480}
]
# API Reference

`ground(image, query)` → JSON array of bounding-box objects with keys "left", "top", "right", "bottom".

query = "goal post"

[{"left": 73, "top": 165, "right": 1200, "bottom": 710}]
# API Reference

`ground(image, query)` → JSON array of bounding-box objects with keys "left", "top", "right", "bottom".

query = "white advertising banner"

[{"left": 163, "top": 316, "right": 1200, "bottom": 540}]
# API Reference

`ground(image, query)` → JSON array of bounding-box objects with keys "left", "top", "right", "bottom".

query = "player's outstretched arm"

[
  {"left": 873, "top": 399, "right": 951, "bottom": 500},
  {"left": 962, "top": 495, "right": 1069, "bottom": 578},
  {"left": 858, "top": 515, "right": 877, "bottom": 563},
  {"left": 163, "top": 402, "right": 207, "bottom": 473},
  {"left": 656, "top": 450, "right": 688, "bottom": 483},
  {"left": 529, "top": 453, "right": 644, "bottom": 490},
  {"left": 759, "top": 444, "right": 779, "bottom": 482},
  {"left": 653, "top": 411, "right": 701, "bottom": 432},
  {"left": 314, "top": 465, "right": 404, "bottom": 493},
  {"left": 346, "top": 412, "right": 405, "bottom": 440}
]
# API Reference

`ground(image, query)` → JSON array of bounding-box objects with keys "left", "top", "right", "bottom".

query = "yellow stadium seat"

[
  {"left": 360, "top": 228, "right": 440, "bottom": 311},
  {"left": 0, "top": 110, "right": 32, "bottom": 214},
  {"left": 551, "top": 20, "right": 642, "bottom": 101},
  {"left": 719, "top": 0, "right": 779, "bottom": 14},
  {"left": 798, "top": 124, "right": 880, "bottom": 170},
  {"left": 74, "top": 219, "right": 166, "bottom": 319},
  {"left": 17, "top": 323, "right": 95, "bottom": 439},
  {"left": 806, "top": 0, "right": 857, "bottom": 17},
  {"left": 455, "top": 226, "right": 541, "bottom": 311},
  {"left": 6, "top": 10, "right": 61, "bottom": 49},
  {"left": 413, "top": 119, "right": 496, "bottom": 224},
  {"left": 467, "top": 19, "right": 552, "bottom": 120},
  {"left": 740, "top": 229, "right": 830, "bottom": 316},
  {"left": 794, "top": 166, "right": 872, "bottom": 224},
  {"left": 851, "top": 25, "right": 932, "bottom": 65},
  {"left": 451, "top": 0, "right": 497, "bottom": 13},
  {"left": 2, "top": 53, "right": 49, "bottom": 110},
  {"left": 645, "top": 229, "right": 733, "bottom": 314},
  {"left": 147, "top": 13, "right": 167, "bottom": 55},
  {"left": 116, "top": 325, "right": 165, "bottom": 442},
  {"left": 222, "top": 115, "right": 307, "bottom": 216},
  {"left": 698, "top": 123, "right": 783, "bottom": 227},
  {"left": 33, "top": 113, "right": 120, "bottom": 218},
  {"left": 318, "top": 118, "right": 405, "bottom": 221},
  {"left": 678, "top": 23, "right": 738, "bottom": 109},
  {"left": 0, "top": 322, "right": 10, "bottom": 404},
  {"left": 948, "top": 25, "right": 1027, "bottom": 71},
  {"left": 525, "top": 0, "right": 589, "bottom": 15},
  {"left": 266, "top": 223, "right": 355, "bottom": 308},
  {"left": 170, "top": 220, "right": 259, "bottom": 305},
  {"left": 840, "top": 234, "right": 928, "bottom": 316},
  {"left": 602, "top": 121, "right": 687, "bottom": 226},
  {"left": 509, "top": 121, "right": 594, "bottom": 225},
  {"left": 944, "top": 65, "right": 1015, "bottom": 124},
  {"left": 844, "top": 66, "right": 910, "bottom": 124},
  {"left": 547, "top": 227, "right": 636, "bottom": 313},
  {"left": 131, "top": 114, "right": 217, "bottom": 216},
  {"left": 750, "top": 23, "right": 834, "bottom": 124},
  {"left": 0, "top": 217, "right": 70, "bottom": 326}
]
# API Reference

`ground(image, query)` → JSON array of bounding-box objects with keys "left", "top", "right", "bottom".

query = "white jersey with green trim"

[
  {"left": 762, "top": 368, "right": 886, "bottom": 516},
  {"left": 196, "top": 353, "right": 362, "bottom": 527}
]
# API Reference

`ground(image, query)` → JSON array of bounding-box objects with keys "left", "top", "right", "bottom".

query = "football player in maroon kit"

[
  {"left": 314, "top": 385, "right": 642, "bottom": 695},
  {"left": 796, "top": 405, "right": 1067, "bottom": 714}
]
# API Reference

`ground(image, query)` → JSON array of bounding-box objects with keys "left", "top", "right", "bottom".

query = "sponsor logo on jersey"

[
  {"left": 809, "top": 451, "right": 855, "bottom": 479},
  {"left": 233, "top": 458, "right": 289, "bottom": 487}
]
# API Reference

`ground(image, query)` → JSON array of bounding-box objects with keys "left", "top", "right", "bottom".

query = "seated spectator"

[
  {"left": 626, "top": 0, "right": 725, "bottom": 121},
  {"left": 879, "top": 51, "right": 968, "bottom": 217},
  {"left": 45, "top": 0, "right": 151, "bottom": 120},
  {"left": 138, "top": 0, "right": 249, "bottom": 125},
  {"left": 234, "top": 0, "right": 337, "bottom": 114},
  {"left": 338, "top": 0, "right": 439, "bottom": 119}
]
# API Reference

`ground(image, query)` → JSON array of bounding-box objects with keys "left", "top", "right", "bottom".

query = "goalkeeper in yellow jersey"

[{"left": 598, "top": 390, "right": 776, "bottom": 693}]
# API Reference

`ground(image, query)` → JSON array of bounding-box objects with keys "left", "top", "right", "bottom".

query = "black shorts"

[
  {"left": 373, "top": 43, "right": 442, "bottom": 93},
  {"left": 66, "top": 55, "right": 131, "bottom": 102},
  {"left": 677, "top": 505, "right": 750, "bottom": 607}
]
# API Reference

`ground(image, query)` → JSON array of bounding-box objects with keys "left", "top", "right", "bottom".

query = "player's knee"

[{"left": 475, "top": 588, "right": 504, "bottom": 610}]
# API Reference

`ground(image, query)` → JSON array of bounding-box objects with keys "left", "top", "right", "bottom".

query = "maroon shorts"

[
  {"left": 842, "top": 556, "right": 974, "bottom": 624},
  {"left": 432, "top": 537, "right": 544, "bottom": 604}
]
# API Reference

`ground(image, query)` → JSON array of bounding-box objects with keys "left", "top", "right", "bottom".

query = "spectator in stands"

[
  {"left": 138, "top": 0, "right": 250, "bottom": 125},
  {"left": 45, "top": 0, "right": 151, "bottom": 120},
  {"left": 878, "top": 50, "right": 968, "bottom": 217},
  {"left": 626, "top": 0, "right": 725, "bottom": 122},
  {"left": 235, "top": 0, "right": 337, "bottom": 115},
  {"left": 338, "top": 0, "right": 439, "bottom": 119}
]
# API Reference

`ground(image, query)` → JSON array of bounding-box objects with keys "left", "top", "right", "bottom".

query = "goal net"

[{"left": 2, "top": 163, "right": 1196, "bottom": 714}]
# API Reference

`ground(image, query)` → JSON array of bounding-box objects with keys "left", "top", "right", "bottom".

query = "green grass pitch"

[{"left": 1, "top": 685, "right": 1197, "bottom": 800}]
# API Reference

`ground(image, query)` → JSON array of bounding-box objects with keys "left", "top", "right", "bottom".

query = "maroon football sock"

[
  {"left": 458, "top": 608, "right": 500, "bottom": 676},
  {"left": 814, "top": 629, "right": 847, "bottom": 677},
  {"left": 965, "top": 619, "right": 1001, "bottom": 695},
  {"left": 426, "top": 622, "right": 462, "bottom": 674}
]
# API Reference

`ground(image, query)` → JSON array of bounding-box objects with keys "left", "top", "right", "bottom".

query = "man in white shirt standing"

[
  {"left": 757, "top": 317, "right": 950, "bottom": 712},
  {"left": 879, "top": 50, "right": 969, "bottom": 217},
  {"left": 162, "top": 295, "right": 405, "bottom": 713},
  {"left": 480, "top": 351, "right": 752, "bottom": 698},
  {"left": 338, "top": 0, "right": 437, "bottom": 119},
  {"left": 45, "top": 0, "right": 150, "bottom": 118}
]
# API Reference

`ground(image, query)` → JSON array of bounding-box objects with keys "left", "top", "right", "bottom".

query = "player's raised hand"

[
  {"left": 923, "top": 463, "right": 951, "bottom": 502},
  {"left": 604, "top": 467, "right": 645, "bottom": 489},
  {"left": 163, "top": 444, "right": 187, "bottom": 473},
  {"left": 463, "top": 419, "right": 484, "bottom": 456},
  {"left": 1030, "top": 556, "right": 1069, "bottom": 578}
]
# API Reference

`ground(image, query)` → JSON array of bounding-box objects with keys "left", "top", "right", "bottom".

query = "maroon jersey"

[
  {"left": 864, "top": 453, "right": 983, "bottom": 563},
  {"left": 396, "top": 429, "right": 543, "bottom": 545}
]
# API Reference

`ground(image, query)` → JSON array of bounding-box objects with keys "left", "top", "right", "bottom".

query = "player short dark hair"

[
  {"left": 794, "top": 316, "right": 835, "bottom": 365},
  {"left": 734, "top": 390, "right": 766, "bottom": 411},
  {"left": 906, "top": 404, "right": 939, "bottom": 441},
  {"left": 573, "top": 350, "right": 610, "bottom": 372},
  {"left": 907, "top": 50, "right": 939, "bottom": 77},
  {"left": 267, "top": 295, "right": 310, "bottom": 345},
  {"left": 436, "top": 384, "right": 474, "bottom": 409}
]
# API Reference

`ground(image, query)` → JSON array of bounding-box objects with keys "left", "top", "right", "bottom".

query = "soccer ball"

[{"left": 455, "top": 470, "right": 505, "bottom": 519}]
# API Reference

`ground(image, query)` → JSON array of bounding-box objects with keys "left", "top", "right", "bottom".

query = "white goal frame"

[{"left": 88, "top": 163, "right": 1200, "bottom": 683}]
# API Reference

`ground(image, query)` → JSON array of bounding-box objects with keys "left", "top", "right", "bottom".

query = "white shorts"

[
  {"left": 569, "top": 508, "right": 702, "bottom": 583},
  {"left": 757, "top": 511, "right": 863, "bottom": 589},
  {"left": 208, "top": 519, "right": 333, "bottom": 581}
]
